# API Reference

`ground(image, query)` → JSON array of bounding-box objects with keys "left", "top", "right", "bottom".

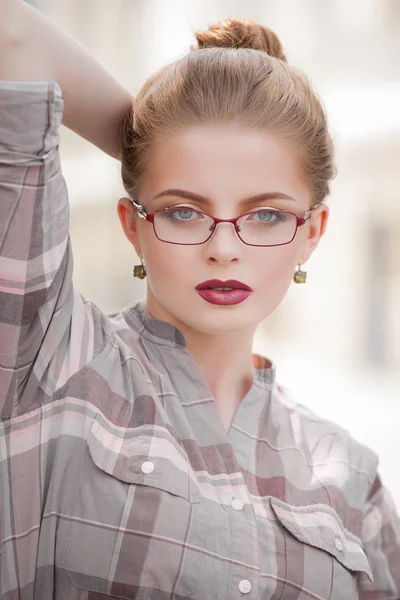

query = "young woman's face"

[{"left": 118, "top": 125, "right": 329, "bottom": 336}]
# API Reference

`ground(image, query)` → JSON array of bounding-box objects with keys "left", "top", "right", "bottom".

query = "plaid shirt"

[{"left": 0, "top": 80, "right": 399, "bottom": 600}]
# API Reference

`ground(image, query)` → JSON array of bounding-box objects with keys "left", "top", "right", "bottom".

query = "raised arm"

[
  {"left": 0, "top": 0, "right": 133, "bottom": 158},
  {"left": 0, "top": 1, "right": 125, "bottom": 421}
]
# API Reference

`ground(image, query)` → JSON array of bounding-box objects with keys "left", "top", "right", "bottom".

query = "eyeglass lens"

[{"left": 154, "top": 208, "right": 297, "bottom": 246}]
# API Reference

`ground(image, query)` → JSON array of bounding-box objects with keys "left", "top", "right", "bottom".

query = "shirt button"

[
  {"left": 141, "top": 461, "right": 155, "bottom": 474},
  {"left": 335, "top": 537, "right": 343, "bottom": 552},
  {"left": 238, "top": 579, "right": 252, "bottom": 594},
  {"left": 231, "top": 498, "right": 245, "bottom": 511}
]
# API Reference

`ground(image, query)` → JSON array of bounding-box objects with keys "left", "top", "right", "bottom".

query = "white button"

[
  {"left": 238, "top": 579, "right": 252, "bottom": 594},
  {"left": 141, "top": 461, "right": 155, "bottom": 474},
  {"left": 335, "top": 537, "right": 343, "bottom": 552},
  {"left": 231, "top": 498, "right": 245, "bottom": 511}
]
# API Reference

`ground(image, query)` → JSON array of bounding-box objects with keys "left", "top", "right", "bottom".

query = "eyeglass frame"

[{"left": 130, "top": 198, "right": 322, "bottom": 247}]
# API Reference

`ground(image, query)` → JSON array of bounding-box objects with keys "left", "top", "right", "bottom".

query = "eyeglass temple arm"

[
  {"left": 131, "top": 199, "right": 148, "bottom": 220},
  {"left": 299, "top": 202, "right": 322, "bottom": 224}
]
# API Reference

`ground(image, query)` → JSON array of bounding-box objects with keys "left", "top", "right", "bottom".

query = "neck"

[{"left": 184, "top": 328, "right": 255, "bottom": 401}]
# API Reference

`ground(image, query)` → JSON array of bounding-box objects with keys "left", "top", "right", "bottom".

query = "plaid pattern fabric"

[{"left": 0, "top": 80, "right": 399, "bottom": 600}]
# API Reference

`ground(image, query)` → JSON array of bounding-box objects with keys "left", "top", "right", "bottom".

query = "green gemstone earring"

[
  {"left": 293, "top": 260, "right": 307, "bottom": 284},
  {"left": 133, "top": 256, "right": 146, "bottom": 279}
]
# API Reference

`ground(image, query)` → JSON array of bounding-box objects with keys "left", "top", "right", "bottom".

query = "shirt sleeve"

[
  {"left": 0, "top": 80, "right": 73, "bottom": 419},
  {"left": 358, "top": 472, "right": 400, "bottom": 598}
]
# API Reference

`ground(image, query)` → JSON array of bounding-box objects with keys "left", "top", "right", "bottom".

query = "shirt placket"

[
  {"left": 171, "top": 348, "right": 261, "bottom": 599},
  {"left": 225, "top": 389, "right": 261, "bottom": 600}
]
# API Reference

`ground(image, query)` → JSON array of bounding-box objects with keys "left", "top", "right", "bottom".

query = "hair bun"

[{"left": 194, "top": 17, "right": 286, "bottom": 61}]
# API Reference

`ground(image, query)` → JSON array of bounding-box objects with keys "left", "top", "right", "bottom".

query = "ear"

[
  {"left": 300, "top": 203, "right": 330, "bottom": 264},
  {"left": 117, "top": 197, "right": 142, "bottom": 256}
]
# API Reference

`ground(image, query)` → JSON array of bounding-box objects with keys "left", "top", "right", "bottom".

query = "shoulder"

[{"left": 272, "top": 380, "right": 379, "bottom": 496}]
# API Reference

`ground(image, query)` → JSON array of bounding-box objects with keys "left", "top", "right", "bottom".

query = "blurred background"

[{"left": 30, "top": 0, "right": 400, "bottom": 507}]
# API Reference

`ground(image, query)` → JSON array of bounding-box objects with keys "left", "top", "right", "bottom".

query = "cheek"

[
  {"left": 254, "top": 243, "right": 299, "bottom": 283},
  {"left": 142, "top": 235, "right": 195, "bottom": 282},
  {"left": 251, "top": 246, "right": 299, "bottom": 319}
]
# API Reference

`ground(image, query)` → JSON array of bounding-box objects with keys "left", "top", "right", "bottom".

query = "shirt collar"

[{"left": 124, "top": 300, "right": 276, "bottom": 386}]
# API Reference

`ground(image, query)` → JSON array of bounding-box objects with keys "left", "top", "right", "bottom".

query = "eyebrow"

[{"left": 152, "top": 189, "right": 296, "bottom": 206}]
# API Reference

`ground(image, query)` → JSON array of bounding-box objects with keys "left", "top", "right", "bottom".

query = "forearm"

[{"left": 0, "top": 0, "right": 133, "bottom": 158}]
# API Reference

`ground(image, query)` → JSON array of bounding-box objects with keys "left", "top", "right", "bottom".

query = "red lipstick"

[{"left": 195, "top": 279, "right": 253, "bottom": 306}]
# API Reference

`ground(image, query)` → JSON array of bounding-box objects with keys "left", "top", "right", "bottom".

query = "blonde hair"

[{"left": 121, "top": 17, "right": 335, "bottom": 206}]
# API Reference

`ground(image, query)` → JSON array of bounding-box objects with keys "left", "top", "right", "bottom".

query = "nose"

[{"left": 203, "top": 221, "right": 243, "bottom": 264}]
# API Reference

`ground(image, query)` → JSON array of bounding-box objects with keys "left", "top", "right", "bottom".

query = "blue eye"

[
  {"left": 248, "top": 210, "right": 288, "bottom": 223},
  {"left": 163, "top": 208, "right": 203, "bottom": 221},
  {"left": 176, "top": 209, "right": 195, "bottom": 220}
]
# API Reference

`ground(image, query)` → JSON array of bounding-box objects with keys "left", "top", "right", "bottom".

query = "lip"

[
  {"left": 195, "top": 279, "right": 253, "bottom": 291},
  {"left": 196, "top": 288, "right": 252, "bottom": 306}
]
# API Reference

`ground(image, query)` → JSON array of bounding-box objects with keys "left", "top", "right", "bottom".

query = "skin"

[{"left": 118, "top": 125, "right": 329, "bottom": 430}]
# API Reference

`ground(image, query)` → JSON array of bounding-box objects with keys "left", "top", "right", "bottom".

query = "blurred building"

[{"left": 32, "top": 0, "right": 400, "bottom": 505}]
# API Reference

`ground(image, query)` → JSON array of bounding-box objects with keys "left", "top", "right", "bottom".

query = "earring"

[
  {"left": 293, "top": 260, "right": 307, "bottom": 284},
  {"left": 133, "top": 255, "right": 146, "bottom": 279}
]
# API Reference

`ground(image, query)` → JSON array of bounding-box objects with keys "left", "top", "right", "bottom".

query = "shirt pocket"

[
  {"left": 270, "top": 497, "right": 373, "bottom": 600},
  {"left": 62, "top": 413, "right": 209, "bottom": 599}
]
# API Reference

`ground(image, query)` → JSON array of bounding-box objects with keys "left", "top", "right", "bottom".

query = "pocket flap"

[
  {"left": 88, "top": 413, "right": 200, "bottom": 503},
  {"left": 270, "top": 497, "right": 373, "bottom": 583}
]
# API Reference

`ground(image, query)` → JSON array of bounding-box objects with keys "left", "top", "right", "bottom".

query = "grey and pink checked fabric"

[{"left": 0, "top": 80, "right": 399, "bottom": 599}]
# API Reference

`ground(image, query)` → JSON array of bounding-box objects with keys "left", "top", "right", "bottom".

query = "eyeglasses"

[{"left": 130, "top": 199, "right": 321, "bottom": 247}]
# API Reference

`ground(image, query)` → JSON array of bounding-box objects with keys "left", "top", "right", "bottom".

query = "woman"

[{"left": 0, "top": 1, "right": 399, "bottom": 598}]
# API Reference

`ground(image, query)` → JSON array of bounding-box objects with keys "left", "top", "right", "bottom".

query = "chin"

[
  {"left": 181, "top": 306, "right": 259, "bottom": 335},
  {"left": 155, "top": 292, "right": 265, "bottom": 335}
]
